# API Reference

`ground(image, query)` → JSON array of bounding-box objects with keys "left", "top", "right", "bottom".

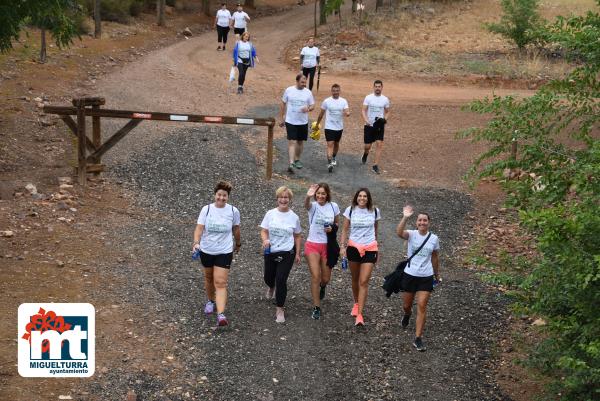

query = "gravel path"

[{"left": 85, "top": 122, "right": 513, "bottom": 401}]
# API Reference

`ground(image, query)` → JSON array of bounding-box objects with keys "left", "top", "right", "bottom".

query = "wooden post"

[
  {"left": 74, "top": 99, "right": 87, "bottom": 186},
  {"left": 511, "top": 138, "right": 517, "bottom": 160},
  {"left": 266, "top": 124, "right": 274, "bottom": 180}
]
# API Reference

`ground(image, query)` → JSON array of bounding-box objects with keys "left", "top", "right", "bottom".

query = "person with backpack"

[
  {"left": 303, "top": 183, "right": 340, "bottom": 320},
  {"left": 232, "top": 31, "right": 259, "bottom": 94},
  {"left": 192, "top": 181, "right": 241, "bottom": 327},
  {"left": 339, "top": 188, "right": 381, "bottom": 326},
  {"left": 396, "top": 205, "right": 441, "bottom": 351}
]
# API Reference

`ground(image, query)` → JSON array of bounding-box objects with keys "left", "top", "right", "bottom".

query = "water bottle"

[
  {"left": 433, "top": 278, "right": 439, "bottom": 288},
  {"left": 264, "top": 245, "right": 271, "bottom": 255},
  {"left": 192, "top": 248, "right": 201, "bottom": 260},
  {"left": 341, "top": 256, "right": 348, "bottom": 271}
]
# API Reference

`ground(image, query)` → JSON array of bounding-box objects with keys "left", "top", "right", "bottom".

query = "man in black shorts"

[
  {"left": 316, "top": 84, "right": 350, "bottom": 173},
  {"left": 279, "top": 74, "right": 315, "bottom": 174},
  {"left": 361, "top": 80, "right": 390, "bottom": 174}
]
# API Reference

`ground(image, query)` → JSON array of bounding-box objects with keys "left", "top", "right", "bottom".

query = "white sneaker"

[
  {"left": 275, "top": 307, "right": 285, "bottom": 323},
  {"left": 332, "top": 158, "right": 337, "bottom": 166},
  {"left": 265, "top": 287, "right": 275, "bottom": 300}
]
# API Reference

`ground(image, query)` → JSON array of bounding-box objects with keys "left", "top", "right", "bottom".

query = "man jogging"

[
  {"left": 231, "top": 3, "right": 250, "bottom": 35},
  {"left": 361, "top": 80, "right": 390, "bottom": 174},
  {"left": 280, "top": 74, "right": 315, "bottom": 174},
  {"left": 316, "top": 84, "right": 350, "bottom": 173},
  {"left": 300, "top": 37, "right": 320, "bottom": 91}
]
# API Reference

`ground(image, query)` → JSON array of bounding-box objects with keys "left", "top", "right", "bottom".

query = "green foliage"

[
  {"left": 0, "top": 0, "right": 81, "bottom": 53},
  {"left": 486, "top": 0, "right": 544, "bottom": 50},
  {"left": 462, "top": 2, "right": 600, "bottom": 399},
  {"left": 325, "top": 0, "right": 345, "bottom": 17}
]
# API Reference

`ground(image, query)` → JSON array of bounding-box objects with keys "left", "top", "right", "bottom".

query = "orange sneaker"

[
  {"left": 351, "top": 303, "right": 359, "bottom": 317},
  {"left": 355, "top": 314, "right": 364, "bottom": 326}
]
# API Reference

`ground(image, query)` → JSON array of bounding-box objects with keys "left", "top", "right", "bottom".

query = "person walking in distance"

[
  {"left": 192, "top": 181, "right": 241, "bottom": 327},
  {"left": 279, "top": 74, "right": 315, "bottom": 174},
  {"left": 231, "top": 3, "right": 250, "bottom": 35},
  {"left": 361, "top": 80, "right": 390, "bottom": 174},
  {"left": 339, "top": 188, "right": 381, "bottom": 326},
  {"left": 215, "top": 3, "right": 232, "bottom": 51},
  {"left": 300, "top": 37, "right": 320, "bottom": 91},
  {"left": 396, "top": 205, "right": 441, "bottom": 351},
  {"left": 303, "top": 183, "right": 340, "bottom": 319},
  {"left": 232, "top": 32, "right": 259, "bottom": 94},
  {"left": 260, "top": 186, "right": 302, "bottom": 323},
  {"left": 316, "top": 83, "right": 350, "bottom": 173}
]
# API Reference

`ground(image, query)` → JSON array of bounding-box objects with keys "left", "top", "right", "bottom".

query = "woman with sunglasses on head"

[
  {"left": 339, "top": 188, "right": 381, "bottom": 326},
  {"left": 303, "top": 183, "right": 340, "bottom": 320}
]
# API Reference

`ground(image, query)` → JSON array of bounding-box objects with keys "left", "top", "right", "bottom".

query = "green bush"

[{"left": 486, "top": 0, "right": 545, "bottom": 50}]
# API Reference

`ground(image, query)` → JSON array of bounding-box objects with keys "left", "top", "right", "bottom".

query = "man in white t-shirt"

[
  {"left": 214, "top": 3, "right": 232, "bottom": 51},
  {"left": 361, "top": 79, "right": 390, "bottom": 175},
  {"left": 300, "top": 37, "right": 320, "bottom": 91},
  {"left": 231, "top": 3, "right": 250, "bottom": 35},
  {"left": 316, "top": 83, "right": 350, "bottom": 173},
  {"left": 279, "top": 74, "right": 315, "bottom": 174}
]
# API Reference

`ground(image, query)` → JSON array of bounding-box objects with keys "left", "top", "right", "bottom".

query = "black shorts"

[
  {"left": 346, "top": 246, "right": 378, "bottom": 264},
  {"left": 325, "top": 129, "right": 343, "bottom": 142},
  {"left": 200, "top": 251, "right": 233, "bottom": 269},
  {"left": 364, "top": 124, "right": 385, "bottom": 144},
  {"left": 233, "top": 27, "right": 245, "bottom": 35},
  {"left": 401, "top": 272, "right": 433, "bottom": 293},
  {"left": 286, "top": 123, "right": 308, "bottom": 141}
]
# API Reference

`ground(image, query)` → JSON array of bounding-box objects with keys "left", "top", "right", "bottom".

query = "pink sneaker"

[
  {"left": 217, "top": 313, "right": 228, "bottom": 327},
  {"left": 351, "top": 303, "right": 359, "bottom": 317},
  {"left": 355, "top": 314, "right": 364, "bottom": 326},
  {"left": 204, "top": 301, "right": 215, "bottom": 316}
]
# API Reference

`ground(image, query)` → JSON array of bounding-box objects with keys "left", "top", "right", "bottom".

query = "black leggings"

[
  {"left": 237, "top": 63, "right": 249, "bottom": 86},
  {"left": 302, "top": 66, "right": 317, "bottom": 91},
  {"left": 217, "top": 25, "right": 230, "bottom": 44},
  {"left": 264, "top": 250, "right": 295, "bottom": 307}
]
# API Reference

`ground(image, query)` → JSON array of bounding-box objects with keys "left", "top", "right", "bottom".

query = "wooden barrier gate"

[{"left": 44, "top": 97, "right": 276, "bottom": 186}]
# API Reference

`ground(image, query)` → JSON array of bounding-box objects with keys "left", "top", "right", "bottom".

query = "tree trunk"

[
  {"left": 94, "top": 0, "right": 101, "bottom": 38},
  {"left": 157, "top": 0, "right": 166, "bottom": 26},
  {"left": 352, "top": 0, "right": 357, "bottom": 13},
  {"left": 376, "top": 0, "right": 383, "bottom": 11},
  {"left": 338, "top": 6, "right": 342, "bottom": 26},
  {"left": 313, "top": 0, "right": 317, "bottom": 37},
  {"left": 245, "top": 0, "right": 254, "bottom": 8},
  {"left": 319, "top": 0, "right": 326, "bottom": 25},
  {"left": 203, "top": 0, "right": 211, "bottom": 17},
  {"left": 40, "top": 28, "right": 47, "bottom": 63}
]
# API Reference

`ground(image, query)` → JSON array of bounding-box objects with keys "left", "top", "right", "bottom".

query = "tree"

[
  {"left": 157, "top": 0, "right": 166, "bottom": 26},
  {"left": 320, "top": 0, "right": 327, "bottom": 25},
  {"left": 94, "top": 0, "right": 101, "bottom": 38},
  {"left": 203, "top": 0, "right": 211, "bottom": 17},
  {"left": 245, "top": 0, "right": 255, "bottom": 8},
  {"left": 486, "top": 0, "right": 544, "bottom": 50},
  {"left": 0, "top": 0, "right": 80, "bottom": 56}
]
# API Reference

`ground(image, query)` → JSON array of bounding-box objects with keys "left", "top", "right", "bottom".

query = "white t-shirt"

[
  {"left": 307, "top": 201, "right": 340, "bottom": 244},
  {"left": 404, "top": 230, "right": 440, "bottom": 277},
  {"left": 197, "top": 203, "right": 241, "bottom": 255},
  {"left": 282, "top": 86, "right": 315, "bottom": 126},
  {"left": 363, "top": 94, "right": 390, "bottom": 125},
  {"left": 260, "top": 209, "right": 302, "bottom": 252},
  {"left": 237, "top": 41, "right": 252, "bottom": 61},
  {"left": 321, "top": 96, "right": 349, "bottom": 131},
  {"left": 232, "top": 11, "right": 249, "bottom": 28},
  {"left": 216, "top": 9, "right": 232, "bottom": 27},
  {"left": 343, "top": 206, "right": 381, "bottom": 245},
  {"left": 300, "top": 46, "right": 320, "bottom": 68}
]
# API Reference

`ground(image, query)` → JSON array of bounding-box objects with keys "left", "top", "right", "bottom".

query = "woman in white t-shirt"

[
  {"left": 396, "top": 205, "right": 441, "bottom": 352},
  {"left": 339, "top": 188, "right": 381, "bottom": 326},
  {"left": 303, "top": 183, "right": 340, "bottom": 320},
  {"left": 192, "top": 181, "right": 241, "bottom": 327},
  {"left": 260, "top": 186, "right": 302, "bottom": 323},
  {"left": 214, "top": 3, "right": 232, "bottom": 51}
]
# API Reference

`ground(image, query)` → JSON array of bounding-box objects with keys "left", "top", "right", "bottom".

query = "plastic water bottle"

[
  {"left": 341, "top": 256, "right": 348, "bottom": 271},
  {"left": 433, "top": 278, "right": 439, "bottom": 288},
  {"left": 264, "top": 245, "right": 271, "bottom": 255},
  {"left": 192, "top": 248, "right": 201, "bottom": 260}
]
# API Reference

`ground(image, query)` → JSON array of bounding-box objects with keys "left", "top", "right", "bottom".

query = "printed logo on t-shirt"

[
  {"left": 206, "top": 218, "right": 230, "bottom": 233},
  {"left": 351, "top": 215, "right": 373, "bottom": 228},
  {"left": 269, "top": 226, "right": 290, "bottom": 238}
]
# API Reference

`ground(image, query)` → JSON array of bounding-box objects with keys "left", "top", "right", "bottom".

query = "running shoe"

[
  {"left": 217, "top": 46, "right": 222, "bottom": 51},
  {"left": 294, "top": 160, "right": 303, "bottom": 169},
  {"left": 265, "top": 286, "right": 275, "bottom": 300},
  {"left": 361, "top": 153, "right": 368, "bottom": 164},
  {"left": 332, "top": 157, "right": 337, "bottom": 166},
  {"left": 275, "top": 308, "right": 285, "bottom": 323},
  {"left": 413, "top": 337, "right": 427, "bottom": 352},
  {"left": 401, "top": 313, "right": 411, "bottom": 329},
  {"left": 237, "top": 86, "right": 243, "bottom": 95},
  {"left": 287, "top": 163, "right": 295, "bottom": 174},
  {"left": 319, "top": 285, "right": 327, "bottom": 300},
  {"left": 351, "top": 303, "right": 359, "bottom": 317},
  {"left": 204, "top": 301, "right": 215, "bottom": 316},
  {"left": 355, "top": 314, "right": 364, "bottom": 326},
  {"left": 217, "top": 313, "right": 228, "bottom": 327},
  {"left": 372, "top": 165, "right": 380, "bottom": 174},
  {"left": 311, "top": 306, "right": 321, "bottom": 320},
  {"left": 328, "top": 163, "right": 333, "bottom": 173}
]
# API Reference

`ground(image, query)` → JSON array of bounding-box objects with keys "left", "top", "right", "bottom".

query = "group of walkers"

[{"left": 192, "top": 181, "right": 441, "bottom": 352}]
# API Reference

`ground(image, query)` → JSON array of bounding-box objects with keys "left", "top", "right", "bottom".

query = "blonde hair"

[{"left": 275, "top": 186, "right": 293, "bottom": 200}]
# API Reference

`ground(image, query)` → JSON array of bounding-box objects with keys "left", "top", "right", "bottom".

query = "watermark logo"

[{"left": 18, "top": 303, "right": 95, "bottom": 377}]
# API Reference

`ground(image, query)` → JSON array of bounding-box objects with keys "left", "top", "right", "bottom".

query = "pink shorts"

[{"left": 304, "top": 241, "right": 327, "bottom": 260}]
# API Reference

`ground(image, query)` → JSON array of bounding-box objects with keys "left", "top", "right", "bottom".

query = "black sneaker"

[
  {"left": 401, "top": 313, "right": 411, "bottom": 329},
  {"left": 327, "top": 163, "right": 333, "bottom": 173},
  {"left": 372, "top": 165, "right": 380, "bottom": 174},
  {"left": 237, "top": 86, "right": 243, "bottom": 94},
  {"left": 361, "top": 153, "right": 368, "bottom": 164},
  {"left": 319, "top": 284, "right": 327, "bottom": 300},
  {"left": 311, "top": 306, "right": 321, "bottom": 320},
  {"left": 287, "top": 163, "right": 295, "bottom": 174},
  {"left": 413, "top": 337, "right": 426, "bottom": 352}
]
